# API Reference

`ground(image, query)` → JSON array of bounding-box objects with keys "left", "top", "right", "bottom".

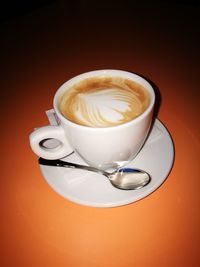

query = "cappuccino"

[
  {"left": 30, "top": 70, "right": 155, "bottom": 166},
  {"left": 59, "top": 76, "right": 150, "bottom": 127}
]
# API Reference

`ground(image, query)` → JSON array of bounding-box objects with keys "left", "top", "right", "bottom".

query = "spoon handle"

[{"left": 38, "top": 158, "right": 108, "bottom": 177}]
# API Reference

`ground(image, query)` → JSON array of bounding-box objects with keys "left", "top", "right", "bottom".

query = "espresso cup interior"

[{"left": 54, "top": 70, "right": 155, "bottom": 128}]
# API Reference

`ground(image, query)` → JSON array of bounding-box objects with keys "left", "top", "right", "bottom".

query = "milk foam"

[
  {"left": 74, "top": 88, "right": 141, "bottom": 127},
  {"left": 59, "top": 77, "right": 149, "bottom": 127}
]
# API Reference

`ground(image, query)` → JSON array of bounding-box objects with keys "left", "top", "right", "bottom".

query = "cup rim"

[{"left": 53, "top": 69, "right": 155, "bottom": 130}]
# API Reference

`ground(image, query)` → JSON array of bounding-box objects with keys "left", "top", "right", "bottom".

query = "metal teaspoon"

[{"left": 38, "top": 158, "right": 151, "bottom": 190}]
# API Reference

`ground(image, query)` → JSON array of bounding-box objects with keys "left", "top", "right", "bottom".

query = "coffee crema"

[{"left": 59, "top": 76, "right": 150, "bottom": 127}]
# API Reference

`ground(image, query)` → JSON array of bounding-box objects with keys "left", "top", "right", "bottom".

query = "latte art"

[
  {"left": 72, "top": 89, "right": 143, "bottom": 127},
  {"left": 59, "top": 77, "right": 150, "bottom": 127}
]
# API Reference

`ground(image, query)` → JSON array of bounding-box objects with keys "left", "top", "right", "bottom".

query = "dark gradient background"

[{"left": 1, "top": 1, "right": 200, "bottom": 267}]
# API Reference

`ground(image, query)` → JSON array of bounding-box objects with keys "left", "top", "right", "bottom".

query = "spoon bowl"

[
  {"left": 38, "top": 158, "right": 151, "bottom": 190},
  {"left": 109, "top": 168, "right": 151, "bottom": 190}
]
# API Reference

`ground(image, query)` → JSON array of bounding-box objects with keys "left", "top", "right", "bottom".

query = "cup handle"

[{"left": 29, "top": 125, "right": 73, "bottom": 159}]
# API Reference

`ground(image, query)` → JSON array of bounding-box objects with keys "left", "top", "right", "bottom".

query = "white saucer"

[{"left": 39, "top": 119, "right": 174, "bottom": 207}]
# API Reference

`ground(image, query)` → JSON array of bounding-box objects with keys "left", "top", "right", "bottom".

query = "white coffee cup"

[{"left": 29, "top": 70, "right": 155, "bottom": 170}]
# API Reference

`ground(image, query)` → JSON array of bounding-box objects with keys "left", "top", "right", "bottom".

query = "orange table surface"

[{"left": 1, "top": 2, "right": 200, "bottom": 267}]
